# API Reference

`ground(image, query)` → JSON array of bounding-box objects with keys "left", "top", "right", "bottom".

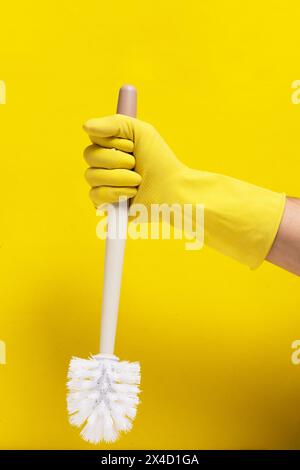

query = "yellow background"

[{"left": 0, "top": 0, "right": 299, "bottom": 450}]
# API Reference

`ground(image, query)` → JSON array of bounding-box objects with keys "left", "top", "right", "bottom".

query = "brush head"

[{"left": 67, "top": 354, "right": 141, "bottom": 443}]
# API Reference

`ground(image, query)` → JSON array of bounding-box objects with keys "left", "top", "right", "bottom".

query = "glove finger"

[
  {"left": 89, "top": 186, "right": 137, "bottom": 206},
  {"left": 84, "top": 145, "right": 135, "bottom": 169},
  {"left": 89, "top": 136, "right": 134, "bottom": 153},
  {"left": 85, "top": 168, "right": 141, "bottom": 187},
  {"left": 83, "top": 115, "right": 134, "bottom": 139}
]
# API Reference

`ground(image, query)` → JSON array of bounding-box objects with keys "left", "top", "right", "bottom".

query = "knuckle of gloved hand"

[
  {"left": 83, "top": 144, "right": 97, "bottom": 164},
  {"left": 89, "top": 187, "right": 98, "bottom": 205},
  {"left": 89, "top": 186, "right": 107, "bottom": 205},
  {"left": 85, "top": 168, "right": 95, "bottom": 185}
]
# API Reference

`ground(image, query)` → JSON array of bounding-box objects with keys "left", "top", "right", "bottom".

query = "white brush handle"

[{"left": 99, "top": 85, "right": 137, "bottom": 355}]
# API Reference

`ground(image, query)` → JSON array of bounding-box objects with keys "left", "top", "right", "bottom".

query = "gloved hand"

[{"left": 83, "top": 114, "right": 285, "bottom": 269}]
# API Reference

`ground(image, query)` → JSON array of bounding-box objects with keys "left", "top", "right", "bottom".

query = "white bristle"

[{"left": 67, "top": 355, "right": 141, "bottom": 443}]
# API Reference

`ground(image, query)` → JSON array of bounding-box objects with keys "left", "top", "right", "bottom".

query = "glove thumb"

[{"left": 83, "top": 114, "right": 134, "bottom": 140}]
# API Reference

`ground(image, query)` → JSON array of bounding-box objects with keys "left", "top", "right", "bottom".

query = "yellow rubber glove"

[{"left": 83, "top": 114, "right": 285, "bottom": 269}]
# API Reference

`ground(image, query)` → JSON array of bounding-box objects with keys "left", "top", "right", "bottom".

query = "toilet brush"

[{"left": 67, "top": 85, "right": 141, "bottom": 444}]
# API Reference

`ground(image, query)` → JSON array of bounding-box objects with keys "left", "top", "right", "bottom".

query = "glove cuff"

[{"left": 177, "top": 168, "right": 286, "bottom": 269}]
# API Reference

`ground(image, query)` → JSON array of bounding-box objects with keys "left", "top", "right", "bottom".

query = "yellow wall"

[{"left": 0, "top": 0, "right": 300, "bottom": 449}]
